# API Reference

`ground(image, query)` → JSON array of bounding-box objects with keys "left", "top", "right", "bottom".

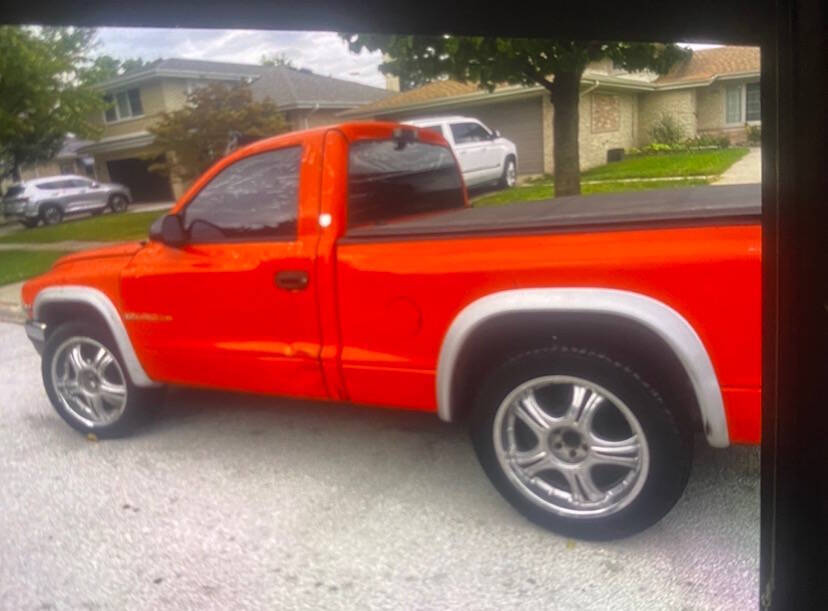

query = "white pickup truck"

[{"left": 404, "top": 115, "right": 518, "bottom": 188}]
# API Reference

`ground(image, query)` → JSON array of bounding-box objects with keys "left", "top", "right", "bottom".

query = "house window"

[
  {"left": 726, "top": 85, "right": 742, "bottom": 124},
  {"left": 103, "top": 88, "right": 144, "bottom": 123},
  {"left": 745, "top": 83, "right": 761, "bottom": 122},
  {"left": 725, "top": 82, "right": 761, "bottom": 125}
]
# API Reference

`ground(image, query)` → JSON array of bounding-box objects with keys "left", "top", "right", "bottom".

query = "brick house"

[
  {"left": 77, "top": 58, "right": 388, "bottom": 201},
  {"left": 341, "top": 46, "right": 760, "bottom": 176}
]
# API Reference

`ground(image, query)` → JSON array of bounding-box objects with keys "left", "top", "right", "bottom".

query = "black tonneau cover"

[{"left": 344, "top": 183, "right": 761, "bottom": 240}]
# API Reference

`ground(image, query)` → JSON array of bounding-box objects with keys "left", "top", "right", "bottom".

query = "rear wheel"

[
  {"left": 40, "top": 204, "right": 63, "bottom": 226},
  {"left": 41, "top": 322, "right": 161, "bottom": 438},
  {"left": 108, "top": 194, "right": 129, "bottom": 213},
  {"left": 470, "top": 345, "right": 693, "bottom": 540}
]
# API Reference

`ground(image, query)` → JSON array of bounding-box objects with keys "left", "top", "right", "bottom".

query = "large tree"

[
  {"left": 341, "top": 36, "right": 690, "bottom": 196},
  {"left": 0, "top": 26, "right": 107, "bottom": 181},
  {"left": 147, "top": 82, "right": 289, "bottom": 183}
]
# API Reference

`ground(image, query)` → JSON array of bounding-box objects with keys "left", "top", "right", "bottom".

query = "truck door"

[{"left": 121, "top": 139, "right": 327, "bottom": 399}]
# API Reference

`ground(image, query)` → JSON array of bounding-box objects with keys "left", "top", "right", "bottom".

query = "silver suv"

[{"left": 2, "top": 175, "right": 131, "bottom": 228}]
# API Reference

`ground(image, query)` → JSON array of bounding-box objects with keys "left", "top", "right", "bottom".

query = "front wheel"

[
  {"left": 499, "top": 157, "right": 517, "bottom": 188},
  {"left": 470, "top": 346, "right": 693, "bottom": 540},
  {"left": 41, "top": 322, "right": 160, "bottom": 438}
]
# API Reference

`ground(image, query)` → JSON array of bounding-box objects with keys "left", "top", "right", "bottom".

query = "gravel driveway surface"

[{"left": 0, "top": 321, "right": 759, "bottom": 610}]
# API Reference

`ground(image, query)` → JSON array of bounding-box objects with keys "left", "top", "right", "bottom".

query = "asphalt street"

[{"left": 0, "top": 321, "right": 760, "bottom": 610}]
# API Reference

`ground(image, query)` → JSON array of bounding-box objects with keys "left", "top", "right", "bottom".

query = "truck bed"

[{"left": 345, "top": 183, "right": 761, "bottom": 240}]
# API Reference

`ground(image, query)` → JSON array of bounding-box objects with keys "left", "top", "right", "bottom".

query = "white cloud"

[{"left": 94, "top": 27, "right": 387, "bottom": 88}]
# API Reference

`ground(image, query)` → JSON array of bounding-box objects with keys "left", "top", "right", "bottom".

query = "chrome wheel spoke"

[
  {"left": 563, "top": 468, "right": 605, "bottom": 504},
  {"left": 93, "top": 348, "right": 113, "bottom": 375},
  {"left": 67, "top": 345, "right": 87, "bottom": 374},
  {"left": 99, "top": 380, "right": 126, "bottom": 406},
  {"left": 87, "top": 393, "right": 105, "bottom": 419},
  {"left": 589, "top": 436, "right": 642, "bottom": 469},
  {"left": 513, "top": 390, "right": 554, "bottom": 437},
  {"left": 567, "top": 384, "right": 604, "bottom": 431},
  {"left": 516, "top": 451, "right": 556, "bottom": 478}
]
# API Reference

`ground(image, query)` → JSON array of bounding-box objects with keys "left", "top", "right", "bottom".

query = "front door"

[{"left": 120, "top": 144, "right": 327, "bottom": 399}]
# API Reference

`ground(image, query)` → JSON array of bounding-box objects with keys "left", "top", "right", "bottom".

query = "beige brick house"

[
  {"left": 341, "top": 46, "right": 760, "bottom": 176},
  {"left": 79, "top": 58, "right": 388, "bottom": 201}
]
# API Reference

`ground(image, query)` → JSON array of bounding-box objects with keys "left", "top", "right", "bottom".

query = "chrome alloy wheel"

[
  {"left": 493, "top": 375, "right": 650, "bottom": 518},
  {"left": 50, "top": 337, "right": 128, "bottom": 428}
]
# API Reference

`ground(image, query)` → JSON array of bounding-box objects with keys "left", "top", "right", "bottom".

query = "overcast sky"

[{"left": 94, "top": 28, "right": 722, "bottom": 90}]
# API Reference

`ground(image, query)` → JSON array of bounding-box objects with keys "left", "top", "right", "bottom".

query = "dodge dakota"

[{"left": 21, "top": 121, "right": 761, "bottom": 539}]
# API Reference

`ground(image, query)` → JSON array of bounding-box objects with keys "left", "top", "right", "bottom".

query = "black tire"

[
  {"left": 40, "top": 204, "right": 63, "bottom": 226},
  {"left": 41, "top": 322, "right": 161, "bottom": 438},
  {"left": 499, "top": 156, "right": 517, "bottom": 188},
  {"left": 108, "top": 194, "right": 129, "bottom": 213},
  {"left": 20, "top": 219, "right": 39, "bottom": 228},
  {"left": 470, "top": 345, "right": 693, "bottom": 540}
]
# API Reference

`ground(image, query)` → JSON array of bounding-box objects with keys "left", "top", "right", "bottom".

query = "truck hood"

[{"left": 54, "top": 242, "right": 145, "bottom": 267}]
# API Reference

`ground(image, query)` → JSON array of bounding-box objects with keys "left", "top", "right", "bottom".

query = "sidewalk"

[
  {"left": 713, "top": 147, "right": 761, "bottom": 184},
  {"left": 0, "top": 241, "right": 109, "bottom": 252},
  {"left": 0, "top": 281, "right": 24, "bottom": 323}
]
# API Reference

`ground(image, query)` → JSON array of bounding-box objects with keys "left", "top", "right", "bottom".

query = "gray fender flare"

[
  {"left": 435, "top": 288, "right": 729, "bottom": 447},
  {"left": 33, "top": 285, "right": 160, "bottom": 387}
]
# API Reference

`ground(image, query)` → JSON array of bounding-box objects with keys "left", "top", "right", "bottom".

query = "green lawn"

[
  {"left": 581, "top": 148, "right": 749, "bottom": 180},
  {"left": 472, "top": 178, "right": 709, "bottom": 206},
  {"left": 0, "top": 250, "right": 69, "bottom": 286},
  {"left": 0, "top": 210, "right": 165, "bottom": 245}
]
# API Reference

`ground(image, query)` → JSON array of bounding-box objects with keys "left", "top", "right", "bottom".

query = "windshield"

[{"left": 3, "top": 185, "right": 25, "bottom": 198}]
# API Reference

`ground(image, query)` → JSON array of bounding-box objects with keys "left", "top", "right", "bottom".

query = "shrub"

[
  {"left": 649, "top": 113, "right": 685, "bottom": 145},
  {"left": 745, "top": 124, "right": 761, "bottom": 145},
  {"left": 716, "top": 135, "right": 731, "bottom": 148}
]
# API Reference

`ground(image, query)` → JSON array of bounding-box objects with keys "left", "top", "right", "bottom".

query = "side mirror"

[
  {"left": 149, "top": 213, "right": 187, "bottom": 247},
  {"left": 492, "top": 129, "right": 501, "bottom": 139}
]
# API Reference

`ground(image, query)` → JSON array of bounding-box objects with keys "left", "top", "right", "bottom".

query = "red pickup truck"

[{"left": 21, "top": 121, "right": 761, "bottom": 539}]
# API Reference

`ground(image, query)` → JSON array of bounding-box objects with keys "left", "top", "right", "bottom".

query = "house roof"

[
  {"left": 95, "top": 57, "right": 267, "bottom": 90},
  {"left": 249, "top": 65, "right": 390, "bottom": 110},
  {"left": 344, "top": 46, "right": 760, "bottom": 118},
  {"left": 655, "top": 46, "right": 760, "bottom": 85}
]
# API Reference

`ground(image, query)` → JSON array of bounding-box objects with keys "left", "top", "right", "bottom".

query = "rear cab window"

[{"left": 346, "top": 138, "right": 465, "bottom": 228}]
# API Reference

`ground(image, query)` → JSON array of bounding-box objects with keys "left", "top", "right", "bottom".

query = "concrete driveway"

[{"left": 0, "top": 321, "right": 759, "bottom": 610}]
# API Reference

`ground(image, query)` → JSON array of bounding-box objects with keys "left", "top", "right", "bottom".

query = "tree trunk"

[{"left": 550, "top": 70, "right": 583, "bottom": 197}]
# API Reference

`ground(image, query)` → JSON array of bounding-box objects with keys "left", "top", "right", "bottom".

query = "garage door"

[
  {"left": 394, "top": 96, "right": 545, "bottom": 175},
  {"left": 106, "top": 156, "right": 174, "bottom": 203}
]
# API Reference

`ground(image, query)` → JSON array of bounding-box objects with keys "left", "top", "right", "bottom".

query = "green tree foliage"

[
  {"left": 0, "top": 26, "right": 107, "bottom": 180},
  {"left": 87, "top": 55, "right": 150, "bottom": 83},
  {"left": 147, "top": 82, "right": 289, "bottom": 183},
  {"left": 341, "top": 35, "right": 690, "bottom": 196},
  {"left": 260, "top": 52, "right": 296, "bottom": 68}
]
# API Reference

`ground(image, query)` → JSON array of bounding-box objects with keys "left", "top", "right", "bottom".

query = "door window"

[
  {"left": 450, "top": 122, "right": 492, "bottom": 144},
  {"left": 183, "top": 146, "right": 302, "bottom": 243}
]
